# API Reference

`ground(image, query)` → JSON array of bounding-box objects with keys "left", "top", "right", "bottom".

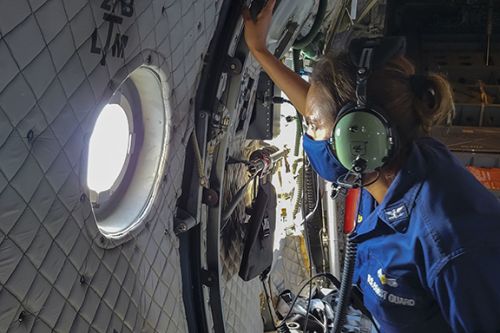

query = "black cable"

[
  {"left": 361, "top": 170, "right": 380, "bottom": 187},
  {"left": 330, "top": 186, "right": 361, "bottom": 333},
  {"left": 261, "top": 277, "right": 277, "bottom": 331},
  {"left": 272, "top": 96, "right": 293, "bottom": 105},
  {"left": 278, "top": 273, "right": 341, "bottom": 324},
  {"left": 329, "top": 184, "right": 381, "bottom": 333}
]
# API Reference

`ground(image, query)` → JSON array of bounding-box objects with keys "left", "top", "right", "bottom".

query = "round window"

[{"left": 86, "top": 66, "right": 169, "bottom": 240}]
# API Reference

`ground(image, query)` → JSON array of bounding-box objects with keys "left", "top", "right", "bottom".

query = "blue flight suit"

[{"left": 351, "top": 137, "right": 500, "bottom": 332}]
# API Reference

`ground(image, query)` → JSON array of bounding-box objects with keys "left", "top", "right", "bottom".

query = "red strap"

[
  {"left": 467, "top": 166, "right": 500, "bottom": 190},
  {"left": 344, "top": 188, "right": 361, "bottom": 234}
]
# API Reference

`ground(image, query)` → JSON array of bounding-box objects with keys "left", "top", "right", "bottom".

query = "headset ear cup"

[
  {"left": 335, "top": 102, "right": 356, "bottom": 120},
  {"left": 332, "top": 102, "right": 356, "bottom": 141},
  {"left": 333, "top": 106, "right": 397, "bottom": 172}
]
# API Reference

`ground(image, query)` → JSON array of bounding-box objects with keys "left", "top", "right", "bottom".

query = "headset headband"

[
  {"left": 355, "top": 47, "right": 373, "bottom": 108},
  {"left": 349, "top": 37, "right": 406, "bottom": 109},
  {"left": 349, "top": 37, "right": 406, "bottom": 70}
]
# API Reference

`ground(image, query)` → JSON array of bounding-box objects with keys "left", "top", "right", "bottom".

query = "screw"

[
  {"left": 27, "top": 130, "right": 34, "bottom": 143},
  {"left": 230, "top": 63, "right": 236, "bottom": 70},
  {"left": 18, "top": 311, "right": 25, "bottom": 323}
]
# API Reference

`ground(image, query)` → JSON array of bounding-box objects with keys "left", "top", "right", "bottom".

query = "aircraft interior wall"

[{"left": 0, "top": 0, "right": 221, "bottom": 332}]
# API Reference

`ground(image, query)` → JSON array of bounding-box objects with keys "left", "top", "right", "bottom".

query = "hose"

[
  {"left": 293, "top": 0, "right": 328, "bottom": 50},
  {"left": 294, "top": 116, "right": 303, "bottom": 157},
  {"left": 292, "top": 164, "right": 304, "bottom": 219},
  {"left": 303, "top": 163, "right": 317, "bottom": 213},
  {"left": 332, "top": 236, "right": 358, "bottom": 333}
]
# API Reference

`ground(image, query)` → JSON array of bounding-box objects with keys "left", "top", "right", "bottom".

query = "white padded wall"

[{"left": 0, "top": 0, "right": 221, "bottom": 332}]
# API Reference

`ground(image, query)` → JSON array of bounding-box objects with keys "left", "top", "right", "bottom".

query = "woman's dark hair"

[{"left": 310, "top": 52, "right": 455, "bottom": 147}]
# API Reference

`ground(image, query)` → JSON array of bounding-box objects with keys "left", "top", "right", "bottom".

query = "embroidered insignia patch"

[
  {"left": 377, "top": 268, "right": 398, "bottom": 288},
  {"left": 384, "top": 204, "right": 408, "bottom": 221}
]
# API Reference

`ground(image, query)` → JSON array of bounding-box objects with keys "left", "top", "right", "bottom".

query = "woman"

[{"left": 243, "top": 1, "right": 500, "bottom": 332}]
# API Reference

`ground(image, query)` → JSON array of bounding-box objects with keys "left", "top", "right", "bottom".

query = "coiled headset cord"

[{"left": 332, "top": 236, "right": 358, "bottom": 333}]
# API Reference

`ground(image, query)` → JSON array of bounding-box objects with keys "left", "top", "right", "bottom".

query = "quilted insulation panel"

[{"left": 0, "top": 0, "right": 221, "bottom": 332}]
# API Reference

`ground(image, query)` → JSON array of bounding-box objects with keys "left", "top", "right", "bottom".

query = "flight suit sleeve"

[{"left": 430, "top": 247, "right": 500, "bottom": 333}]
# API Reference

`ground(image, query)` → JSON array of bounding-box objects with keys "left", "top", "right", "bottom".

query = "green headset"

[{"left": 333, "top": 37, "right": 406, "bottom": 175}]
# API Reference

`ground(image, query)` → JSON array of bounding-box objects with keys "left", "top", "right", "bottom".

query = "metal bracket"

[
  {"left": 274, "top": 21, "right": 299, "bottom": 57},
  {"left": 200, "top": 269, "right": 217, "bottom": 287}
]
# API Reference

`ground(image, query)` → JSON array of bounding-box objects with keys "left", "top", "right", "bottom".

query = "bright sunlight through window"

[{"left": 87, "top": 104, "right": 130, "bottom": 192}]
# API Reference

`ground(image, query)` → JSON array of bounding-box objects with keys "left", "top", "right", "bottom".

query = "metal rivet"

[{"left": 176, "top": 223, "right": 187, "bottom": 233}]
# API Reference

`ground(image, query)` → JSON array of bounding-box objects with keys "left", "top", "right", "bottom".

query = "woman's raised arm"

[{"left": 242, "top": 0, "right": 310, "bottom": 116}]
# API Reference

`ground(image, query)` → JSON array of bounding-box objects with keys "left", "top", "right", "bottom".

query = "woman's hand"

[
  {"left": 241, "top": 0, "right": 310, "bottom": 115},
  {"left": 242, "top": 0, "right": 276, "bottom": 54}
]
